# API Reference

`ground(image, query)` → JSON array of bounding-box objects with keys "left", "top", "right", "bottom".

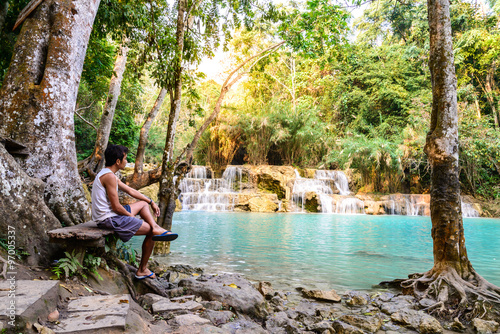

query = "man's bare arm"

[
  {"left": 100, "top": 173, "right": 132, "bottom": 216},
  {"left": 117, "top": 179, "right": 160, "bottom": 217}
]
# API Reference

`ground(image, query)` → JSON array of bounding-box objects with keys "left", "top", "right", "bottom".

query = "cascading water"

[
  {"left": 462, "top": 201, "right": 479, "bottom": 218},
  {"left": 291, "top": 169, "right": 364, "bottom": 214},
  {"left": 179, "top": 166, "right": 246, "bottom": 211}
]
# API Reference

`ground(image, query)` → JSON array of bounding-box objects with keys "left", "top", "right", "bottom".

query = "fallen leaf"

[
  {"left": 192, "top": 273, "right": 199, "bottom": 276},
  {"left": 228, "top": 283, "right": 239, "bottom": 289},
  {"left": 119, "top": 299, "right": 129, "bottom": 304}
]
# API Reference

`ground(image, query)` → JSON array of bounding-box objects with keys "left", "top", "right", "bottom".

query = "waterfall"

[
  {"left": 179, "top": 166, "right": 243, "bottom": 211},
  {"left": 291, "top": 169, "right": 364, "bottom": 214},
  {"left": 315, "top": 170, "right": 350, "bottom": 195},
  {"left": 222, "top": 166, "right": 244, "bottom": 192},
  {"left": 387, "top": 194, "right": 427, "bottom": 216},
  {"left": 462, "top": 201, "right": 479, "bottom": 218}
]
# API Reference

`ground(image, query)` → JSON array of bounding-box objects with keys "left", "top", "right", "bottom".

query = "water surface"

[{"left": 130, "top": 213, "right": 500, "bottom": 292}]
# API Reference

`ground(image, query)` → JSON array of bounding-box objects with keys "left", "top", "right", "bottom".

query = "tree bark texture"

[
  {"left": 424, "top": 0, "right": 473, "bottom": 276},
  {"left": 0, "top": 0, "right": 100, "bottom": 225},
  {"left": 0, "top": 143, "right": 61, "bottom": 266},
  {"left": 134, "top": 87, "right": 167, "bottom": 175},
  {"left": 157, "top": 0, "right": 187, "bottom": 237},
  {"left": 79, "top": 43, "right": 129, "bottom": 178}
]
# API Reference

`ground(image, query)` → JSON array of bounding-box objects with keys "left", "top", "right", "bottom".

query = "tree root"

[
  {"left": 400, "top": 268, "right": 500, "bottom": 321},
  {"left": 125, "top": 263, "right": 169, "bottom": 298},
  {"left": 107, "top": 257, "right": 137, "bottom": 300}
]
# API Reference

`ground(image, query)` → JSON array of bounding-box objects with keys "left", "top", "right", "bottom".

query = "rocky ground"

[{"left": 2, "top": 262, "right": 499, "bottom": 334}]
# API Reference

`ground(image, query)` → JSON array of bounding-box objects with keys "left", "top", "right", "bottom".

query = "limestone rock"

[
  {"left": 344, "top": 291, "right": 369, "bottom": 306},
  {"left": 379, "top": 295, "right": 415, "bottom": 314},
  {"left": 171, "top": 314, "right": 211, "bottom": 327},
  {"left": 339, "top": 314, "right": 383, "bottom": 332},
  {"left": 390, "top": 308, "right": 443, "bottom": 333},
  {"left": 472, "top": 318, "right": 499, "bottom": 334},
  {"left": 300, "top": 288, "right": 341, "bottom": 302},
  {"left": 55, "top": 294, "right": 131, "bottom": 333},
  {"left": 201, "top": 300, "right": 224, "bottom": 311},
  {"left": 203, "top": 310, "right": 235, "bottom": 326},
  {"left": 248, "top": 194, "right": 279, "bottom": 212},
  {"left": 332, "top": 320, "right": 364, "bottom": 334},
  {"left": 179, "top": 274, "right": 269, "bottom": 319},
  {"left": 152, "top": 299, "right": 203, "bottom": 313},
  {"left": 257, "top": 281, "right": 274, "bottom": 299}
]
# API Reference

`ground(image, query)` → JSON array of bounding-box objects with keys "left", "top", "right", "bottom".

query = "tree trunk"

[
  {"left": 134, "top": 87, "right": 167, "bottom": 175},
  {"left": 0, "top": 0, "right": 100, "bottom": 225},
  {"left": 0, "top": 143, "right": 61, "bottom": 266},
  {"left": 399, "top": 0, "right": 500, "bottom": 312},
  {"left": 79, "top": 43, "right": 129, "bottom": 178},
  {"left": 156, "top": 0, "right": 187, "bottom": 247},
  {"left": 425, "top": 0, "right": 472, "bottom": 277}
]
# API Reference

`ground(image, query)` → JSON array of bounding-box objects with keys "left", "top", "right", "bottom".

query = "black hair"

[{"left": 104, "top": 144, "right": 129, "bottom": 166}]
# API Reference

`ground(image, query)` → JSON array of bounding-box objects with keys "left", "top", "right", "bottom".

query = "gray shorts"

[{"left": 97, "top": 205, "right": 143, "bottom": 242}]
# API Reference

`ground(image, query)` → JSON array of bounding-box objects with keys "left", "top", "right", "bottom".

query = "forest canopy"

[{"left": 1, "top": 0, "right": 498, "bottom": 199}]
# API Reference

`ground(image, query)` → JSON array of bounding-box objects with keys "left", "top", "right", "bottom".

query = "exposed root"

[
  {"left": 108, "top": 257, "right": 136, "bottom": 300},
  {"left": 399, "top": 268, "right": 500, "bottom": 321}
]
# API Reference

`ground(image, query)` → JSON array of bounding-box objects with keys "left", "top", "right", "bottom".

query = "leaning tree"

[{"left": 400, "top": 0, "right": 500, "bottom": 318}]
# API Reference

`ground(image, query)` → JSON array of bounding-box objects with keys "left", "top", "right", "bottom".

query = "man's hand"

[{"left": 151, "top": 201, "right": 160, "bottom": 217}]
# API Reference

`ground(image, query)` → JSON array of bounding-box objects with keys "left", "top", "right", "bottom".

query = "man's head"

[{"left": 105, "top": 144, "right": 129, "bottom": 167}]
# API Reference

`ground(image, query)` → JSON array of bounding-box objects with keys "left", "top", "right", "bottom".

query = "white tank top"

[{"left": 91, "top": 168, "right": 118, "bottom": 222}]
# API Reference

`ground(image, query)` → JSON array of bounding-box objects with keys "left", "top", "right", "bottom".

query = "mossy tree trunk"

[
  {"left": 401, "top": 0, "right": 500, "bottom": 315},
  {"left": 0, "top": 0, "right": 100, "bottom": 225}
]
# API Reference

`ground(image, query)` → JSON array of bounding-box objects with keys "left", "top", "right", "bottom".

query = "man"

[{"left": 91, "top": 144, "right": 177, "bottom": 279}]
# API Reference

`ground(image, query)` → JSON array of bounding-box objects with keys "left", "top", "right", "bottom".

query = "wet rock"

[
  {"left": 332, "top": 320, "right": 365, "bottom": 334},
  {"left": 269, "top": 295, "right": 287, "bottom": 312},
  {"left": 299, "top": 288, "right": 341, "bottom": 302},
  {"left": 340, "top": 314, "right": 383, "bottom": 332},
  {"left": 221, "top": 319, "right": 269, "bottom": 333},
  {"left": 472, "top": 318, "right": 499, "bottom": 334},
  {"left": 390, "top": 308, "right": 443, "bottom": 333},
  {"left": 344, "top": 291, "right": 369, "bottom": 307},
  {"left": 203, "top": 310, "right": 236, "bottom": 326},
  {"left": 171, "top": 314, "right": 212, "bottom": 327},
  {"left": 257, "top": 281, "right": 274, "bottom": 299},
  {"left": 179, "top": 274, "right": 269, "bottom": 319}
]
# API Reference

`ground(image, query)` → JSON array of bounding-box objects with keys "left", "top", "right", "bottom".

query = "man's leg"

[
  {"left": 128, "top": 201, "right": 169, "bottom": 235},
  {"left": 134, "top": 222, "right": 156, "bottom": 277}
]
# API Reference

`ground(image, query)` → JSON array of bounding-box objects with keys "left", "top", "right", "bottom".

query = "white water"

[
  {"left": 462, "top": 201, "right": 480, "bottom": 218},
  {"left": 291, "top": 170, "right": 364, "bottom": 214},
  {"left": 179, "top": 166, "right": 246, "bottom": 211}
]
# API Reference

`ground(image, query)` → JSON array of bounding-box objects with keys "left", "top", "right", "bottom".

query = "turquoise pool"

[{"left": 130, "top": 212, "right": 500, "bottom": 291}]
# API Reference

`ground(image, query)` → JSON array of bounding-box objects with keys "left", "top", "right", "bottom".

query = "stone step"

[
  {"left": 53, "top": 294, "right": 131, "bottom": 333},
  {"left": 0, "top": 280, "right": 59, "bottom": 330}
]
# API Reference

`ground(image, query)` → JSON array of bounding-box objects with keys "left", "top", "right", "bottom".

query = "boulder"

[
  {"left": 300, "top": 288, "right": 341, "bottom": 302},
  {"left": 265, "top": 311, "right": 301, "bottom": 333},
  {"left": 256, "top": 281, "right": 274, "bottom": 299},
  {"left": 472, "top": 318, "right": 499, "bottom": 334},
  {"left": 332, "top": 320, "right": 364, "bottom": 334},
  {"left": 179, "top": 274, "right": 269, "bottom": 319},
  {"left": 344, "top": 291, "right": 369, "bottom": 307},
  {"left": 170, "top": 314, "right": 211, "bottom": 327}
]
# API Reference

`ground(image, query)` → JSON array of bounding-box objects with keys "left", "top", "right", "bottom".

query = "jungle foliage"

[{"left": 2, "top": 0, "right": 496, "bottom": 199}]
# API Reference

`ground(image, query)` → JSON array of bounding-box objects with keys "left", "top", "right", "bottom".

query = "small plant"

[
  {"left": 83, "top": 253, "right": 103, "bottom": 280},
  {"left": 116, "top": 241, "right": 139, "bottom": 267},
  {"left": 52, "top": 251, "right": 84, "bottom": 279}
]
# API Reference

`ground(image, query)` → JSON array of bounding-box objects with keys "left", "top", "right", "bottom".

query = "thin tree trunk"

[
  {"left": 425, "top": 0, "right": 473, "bottom": 276},
  {"left": 134, "top": 88, "right": 167, "bottom": 175},
  {"left": 155, "top": 0, "right": 188, "bottom": 255},
  {"left": 78, "top": 43, "right": 129, "bottom": 178},
  {"left": 0, "top": 0, "right": 100, "bottom": 225}
]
